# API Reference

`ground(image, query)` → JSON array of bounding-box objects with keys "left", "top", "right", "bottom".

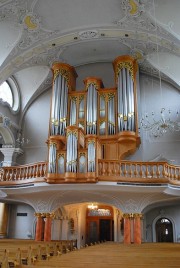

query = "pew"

[
  {"left": 0, "top": 239, "right": 76, "bottom": 267},
  {"left": 0, "top": 249, "right": 8, "bottom": 268},
  {"left": 23, "top": 242, "right": 180, "bottom": 268}
]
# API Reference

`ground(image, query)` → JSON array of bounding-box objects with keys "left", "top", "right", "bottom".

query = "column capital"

[
  {"left": 123, "top": 213, "right": 133, "bottom": 219},
  {"left": 34, "top": 212, "right": 43, "bottom": 218},
  {"left": 123, "top": 213, "right": 130, "bottom": 219},
  {"left": 133, "top": 213, "right": 143, "bottom": 219},
  {"left": 41, "top": 212, "right": 55, "bottom": 218},
  {"left": 123, "top": 213, "right": 143, "bottom": 219}
]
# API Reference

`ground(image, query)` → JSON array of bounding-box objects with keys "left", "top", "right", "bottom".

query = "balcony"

[{"left": 0, "top": 160, "right": 179, "bottom": 186}]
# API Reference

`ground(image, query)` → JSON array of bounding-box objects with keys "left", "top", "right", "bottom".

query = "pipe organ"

[{"left": 47, "top": 55, "right": 140, "bottom": 183}]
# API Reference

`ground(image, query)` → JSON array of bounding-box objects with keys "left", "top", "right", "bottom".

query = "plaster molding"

[{"left": 78, "top": 30, "right": 99, "bottom": 40}]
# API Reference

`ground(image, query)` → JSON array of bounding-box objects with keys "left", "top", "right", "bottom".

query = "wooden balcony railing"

[
  {"left": 0, "top": 160, "right": 180, "bottom": 186},
  {"left": 98, "top": 160, "right": 180, "bottom": 185},
  {"left": 0, "top": 162, "right": 47, "bottom": 185}
]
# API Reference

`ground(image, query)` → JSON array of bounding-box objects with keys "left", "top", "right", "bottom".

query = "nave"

[{"left": 0, "top": 239, "right": 180, "bottom": 268}]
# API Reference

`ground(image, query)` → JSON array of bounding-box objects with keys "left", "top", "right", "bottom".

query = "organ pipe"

[
  {"left": 48, "top": 143, "right": 57, "bottom": 173},
  {"left": 66, "top": 129, "right": 78, "bottom": 172},
  {"left": 113, "top": 55, "right": 138, "bottom": 133},
  {"left": 50, "top": 63, "right": 77, "bottom": 136}
]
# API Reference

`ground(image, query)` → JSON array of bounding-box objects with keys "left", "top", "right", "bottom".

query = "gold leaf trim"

[
  {"left": 54, "top": 69, "right": 70, "bottom": 84},
  {"left": 116, "top": 62, "right": 134, "bottom": 81}
]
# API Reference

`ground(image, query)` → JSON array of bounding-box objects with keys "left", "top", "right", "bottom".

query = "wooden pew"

[
  {"left": 23, "top": 242, "right": 180, "bottom": 268},
  {"left": 0, "top": 239, "right": 94, "bottom": 267},
  {"left": 0, "top": 249, "right": 8, "bottom": 268}
]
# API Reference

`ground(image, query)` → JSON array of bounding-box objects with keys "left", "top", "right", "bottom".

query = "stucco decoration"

[
  {"left": 78, "top": 30, "right": 99, "bottom": 40},
  {"left": 121, "top": 0, "right": 145, "bottom": 17},
  {"left": 0, "top": 0, "right": 179, "bottom": 89},
  {"left": 0, "top": 0, "right": 59, "bottom": 54},
  {"left": 23, "top": 14, "right": 38, "bottom": 30},
  {"left": 117, "top": 0, "right": 177, "bottom": 43}
]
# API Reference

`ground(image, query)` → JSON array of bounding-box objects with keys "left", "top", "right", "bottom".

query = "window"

[
  {"left": 161, "top": 218, "right": 170, "bottom": 223},
  {"left": 0, "top": 77, "right": 20, "bottom": 113},
  {"left": 0, "top": 81, "right": 13, "bottom": 107}
]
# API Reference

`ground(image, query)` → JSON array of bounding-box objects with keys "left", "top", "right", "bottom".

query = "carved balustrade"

[
  {"left": 98, "top": 160, "right": 180, "bottom": 184},
  {"left": 0, "top": 162, "right": 47, "bottom": 184},
  {"left": 0, "top": 160, "right": 179, "bottom": 186}
]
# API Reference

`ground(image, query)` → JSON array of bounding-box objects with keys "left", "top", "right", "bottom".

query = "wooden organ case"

[{"left": 47, "top": 55, "right": 141, "bottom": 183}]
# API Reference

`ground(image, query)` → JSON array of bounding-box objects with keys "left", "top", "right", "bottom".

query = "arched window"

[
  {"left": 0, "top": 81, "right": 13, "bottom": 107},
  {"left": 0, "top": 77, "right": 20, "bottom": 112}
]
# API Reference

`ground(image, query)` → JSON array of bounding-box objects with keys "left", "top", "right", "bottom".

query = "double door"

[{"left": 86, "top": 218, "right": 114, "bottom": 244}]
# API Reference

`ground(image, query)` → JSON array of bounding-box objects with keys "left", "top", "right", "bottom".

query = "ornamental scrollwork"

[
  {"left": 116, "top": 62, "right": 134, "bottom": 81},
  {"left": 86, "top": 82, "right": 98, "bottom": 91},
  {"left": 53, "top": 69, "right": 70, "bottom": 84},
  {"left": 66, "top": 129, "right": 78, "bottom": 138}
]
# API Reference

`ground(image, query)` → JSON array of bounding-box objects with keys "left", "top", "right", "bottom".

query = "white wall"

[
  {"left": 8, "top": 203, "right": 35, "bottom": 239},
  {"left": 17, "top": 89, "right": 51, "bottom": 164},
  {"left": 14, "top": 66, "right": 50, "bottom": 111}
]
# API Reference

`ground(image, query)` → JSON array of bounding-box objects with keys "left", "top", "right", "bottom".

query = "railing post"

[
  {"left": 102, "top": 161, "right": 106, "bottom": 176},
  {"left": 139, "top": 164, "right": 143, "bottom": 177},
  {"left": 134, "top": 164, "right": 138, "bottom": 177}
]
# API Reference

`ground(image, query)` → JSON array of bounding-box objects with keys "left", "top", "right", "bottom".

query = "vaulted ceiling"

[
  {"left": 0, "top": 0, "right": 180, "bottom": 211},
  {"left": 0, "top": 0, "right": 180, "bottom": 115}
]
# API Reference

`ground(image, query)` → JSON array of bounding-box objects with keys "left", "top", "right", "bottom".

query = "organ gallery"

[{"left": 47, "top": 55, "right": 140, "bottom": 183}]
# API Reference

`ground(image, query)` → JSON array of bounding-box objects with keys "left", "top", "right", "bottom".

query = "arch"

[
  {"left": 152, "top": 214, "right": 176, "bottom": 242},
  {"left": 86, "top": 204, "right": 114, "bottom": 244},
  {"left": 0, "top": 126, "right": 15, "bottom": 145},
  {"left": 155, "top": 217, "right": 173, "bottom": 242}
]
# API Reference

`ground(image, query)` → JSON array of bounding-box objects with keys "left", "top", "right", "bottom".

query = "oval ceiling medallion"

[{"left": 78, "top": 30, "right": 99, "bottom": 40}]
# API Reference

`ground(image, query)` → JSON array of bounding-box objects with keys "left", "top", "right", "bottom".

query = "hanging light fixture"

[
  {"left": 140, "top": 108, "right": 180, "bottom": 138},
  {"left": 88, "top": 203, "right": 98, "bottom": 210},
  {"left": 140, "top": 1, "right": 180, "bottom": 138}
]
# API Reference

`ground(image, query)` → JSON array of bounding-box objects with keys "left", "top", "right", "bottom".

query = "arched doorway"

[
  {"left": 86, "top": 205, "right": 114, "bottom": 244},
  {"left": 156, "top": 217, "right": 173, "bottom": 242}
]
